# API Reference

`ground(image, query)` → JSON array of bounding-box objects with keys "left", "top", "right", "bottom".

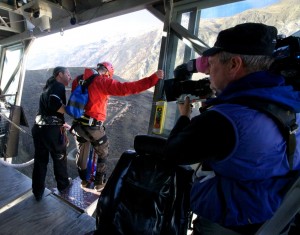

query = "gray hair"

[{"left": 218, "top": 51, "right": 275, "bottom": 74}]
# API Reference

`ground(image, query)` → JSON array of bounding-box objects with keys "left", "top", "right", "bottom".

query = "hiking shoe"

[
  {"left": 34, "top": 194, "right": 43, "bottom": 201},
  {"left": 94, "top": 183, "right": 106, "bottom": 192},
  {"left": 94, "top": 172, "right": 106, "bottom": 192},
  {"left": 68, "top": 177, "right": 72, "bottom": 185},
  {"left": 59, "top": 177, "right": 73, "bottom": 193},
  {"left": 81, "top": 180, "right": 88, "bottom": 188}
]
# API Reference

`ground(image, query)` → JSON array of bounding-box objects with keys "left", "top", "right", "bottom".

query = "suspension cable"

[
  {"left": 0, "top": 157, "right": 34, "bottom": 168},
  {"left": 0, "top": 111, "right": 32, "bottom": 137},
  {"left": 0, "top": 109, "right": 34, "bottom": 167}
]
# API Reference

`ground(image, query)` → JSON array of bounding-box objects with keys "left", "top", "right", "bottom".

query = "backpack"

[
  {"left": 94, "top": 134, "right": 194, "bottom": 235},
  {"left": 65, "top": 73, "right": 97, "bottom": 119}
]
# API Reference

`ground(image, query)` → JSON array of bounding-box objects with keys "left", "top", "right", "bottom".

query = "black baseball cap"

[{"left": 203, "top": 23, "right": 278, "bottom": 56}]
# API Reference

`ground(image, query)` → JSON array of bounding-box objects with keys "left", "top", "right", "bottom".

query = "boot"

[
  {"left": 78, "top": 168, "right": 88, "bottom": 188},
  {"left": 81, "top": 180, "right": 89, "bottom": 188},
  {"left": 94, "top": 172, "right": 106, "bottom": 191}
]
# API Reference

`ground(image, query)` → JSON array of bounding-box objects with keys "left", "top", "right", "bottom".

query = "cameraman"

[{"left": 163, "top": 23, "right": 300, "bottom": 234}]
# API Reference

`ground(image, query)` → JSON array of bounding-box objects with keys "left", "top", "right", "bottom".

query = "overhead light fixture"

[
  {"left": 15, "top": 0, "right": 53, "bottom": 32},
  {"left": 38, "top": 15, "right": 51, "bottom": 32},
  {"left": 16, "top": 0, "right": 28, "bottom": 7},
  {"left": 33, "top": 7, "right": 52, "bottom": 31}
]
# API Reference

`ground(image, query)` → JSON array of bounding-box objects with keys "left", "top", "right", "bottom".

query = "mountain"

[
  {"left": 26, "top": 28, "right": 163, "bottom": 81},
  {"left": 25, "top": 0, "right": 300, "bottom": 83},
  {"left": 197, "top": 0, "right": 300, "bottom": 45}
]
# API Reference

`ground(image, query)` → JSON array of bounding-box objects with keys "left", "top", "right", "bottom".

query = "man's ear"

[
  {"left": 228, "top": 56, "right": 243, "bottom": 78},
  {"left": 57, "top": 71, "right": 63, "bottom": 78},
  {"left": 230, "top": 56, "right": 243, "bottom": 70}
]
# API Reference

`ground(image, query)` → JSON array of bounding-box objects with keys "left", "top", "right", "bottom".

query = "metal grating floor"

[{"left": 52, "top": 176, "right": 104, "bottom": 215}]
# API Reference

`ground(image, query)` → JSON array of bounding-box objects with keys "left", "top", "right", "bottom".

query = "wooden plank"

[
  {"left": 0, "top": 162, "right": 31, "bottom": 209},
  {"left": 0, "top": 193, "right": 96, "bottom": 235}
]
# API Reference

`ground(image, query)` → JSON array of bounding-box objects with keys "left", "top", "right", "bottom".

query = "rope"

[
  {"left": 0, "top": 157, "right": 34, "bottom": 168},
  {"left": 0, "top": 105, "right": 34, "bottom": 167},
  {"left": 0, "top": 111, "right": 32, "bottom": 137}
]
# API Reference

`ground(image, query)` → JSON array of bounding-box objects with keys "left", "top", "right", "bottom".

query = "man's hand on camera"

[{"left": 178, "top": 96, "right": 192, "bottom": 118}]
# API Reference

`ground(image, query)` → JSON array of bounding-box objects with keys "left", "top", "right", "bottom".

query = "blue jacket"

[{"left": 190, "top": 71, "right": 300, "bottom": 226}]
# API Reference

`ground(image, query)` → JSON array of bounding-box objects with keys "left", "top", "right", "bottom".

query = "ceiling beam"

[{"left": 170, "top": 21, "right": 209, "bottom": 55}]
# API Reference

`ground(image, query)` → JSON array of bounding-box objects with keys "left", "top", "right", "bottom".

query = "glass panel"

[
  {"left": 164, "top": 11, "right": 206, "bottom": 135},
  {"left": 0, "top": 44, "right": 23, "bottom": 105},
  {"left": 175, "top": 11, "right": 191, "bottom": 68},
  {"left": 198, "top": 0, "right": 298, "bottom": 47},
  {"left": 163, "top": 0, "right": 300, "bottom": 136}
]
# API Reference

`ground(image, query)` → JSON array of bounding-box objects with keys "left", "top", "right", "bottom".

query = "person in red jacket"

[{"left": 71, "top": 62, "right": 164, "bottom": 191}]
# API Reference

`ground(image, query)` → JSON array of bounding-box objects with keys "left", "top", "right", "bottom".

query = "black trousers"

[{"left": 32, "top": 124, "right": 69, "bottom": 196}]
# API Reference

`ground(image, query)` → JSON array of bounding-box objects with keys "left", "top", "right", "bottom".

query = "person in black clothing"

[
  {"left": 32, "top": 66, "right": 72, "bottom": 201},
  {"left": 163, "top": 23, "right": 300, "bottom": 234}
]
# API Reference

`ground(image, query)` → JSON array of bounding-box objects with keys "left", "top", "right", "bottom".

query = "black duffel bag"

[{"left": 94, "top": 134, "right": 194, "bottom": 235}]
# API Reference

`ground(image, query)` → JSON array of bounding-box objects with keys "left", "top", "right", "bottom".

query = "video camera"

[
  {"left": 164, "top": 35, "right": 300, "bottom": 103},
  {"left": 271, "top": 35, "right": 300, "bottom": 90},
  {"left": 164, "top": 62, "right": 213, "bottom": 103}
]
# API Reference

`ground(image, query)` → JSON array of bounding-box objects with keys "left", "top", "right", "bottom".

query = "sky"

[{"left": 201, "top": 0, "right": 279, "bottom": 18}]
